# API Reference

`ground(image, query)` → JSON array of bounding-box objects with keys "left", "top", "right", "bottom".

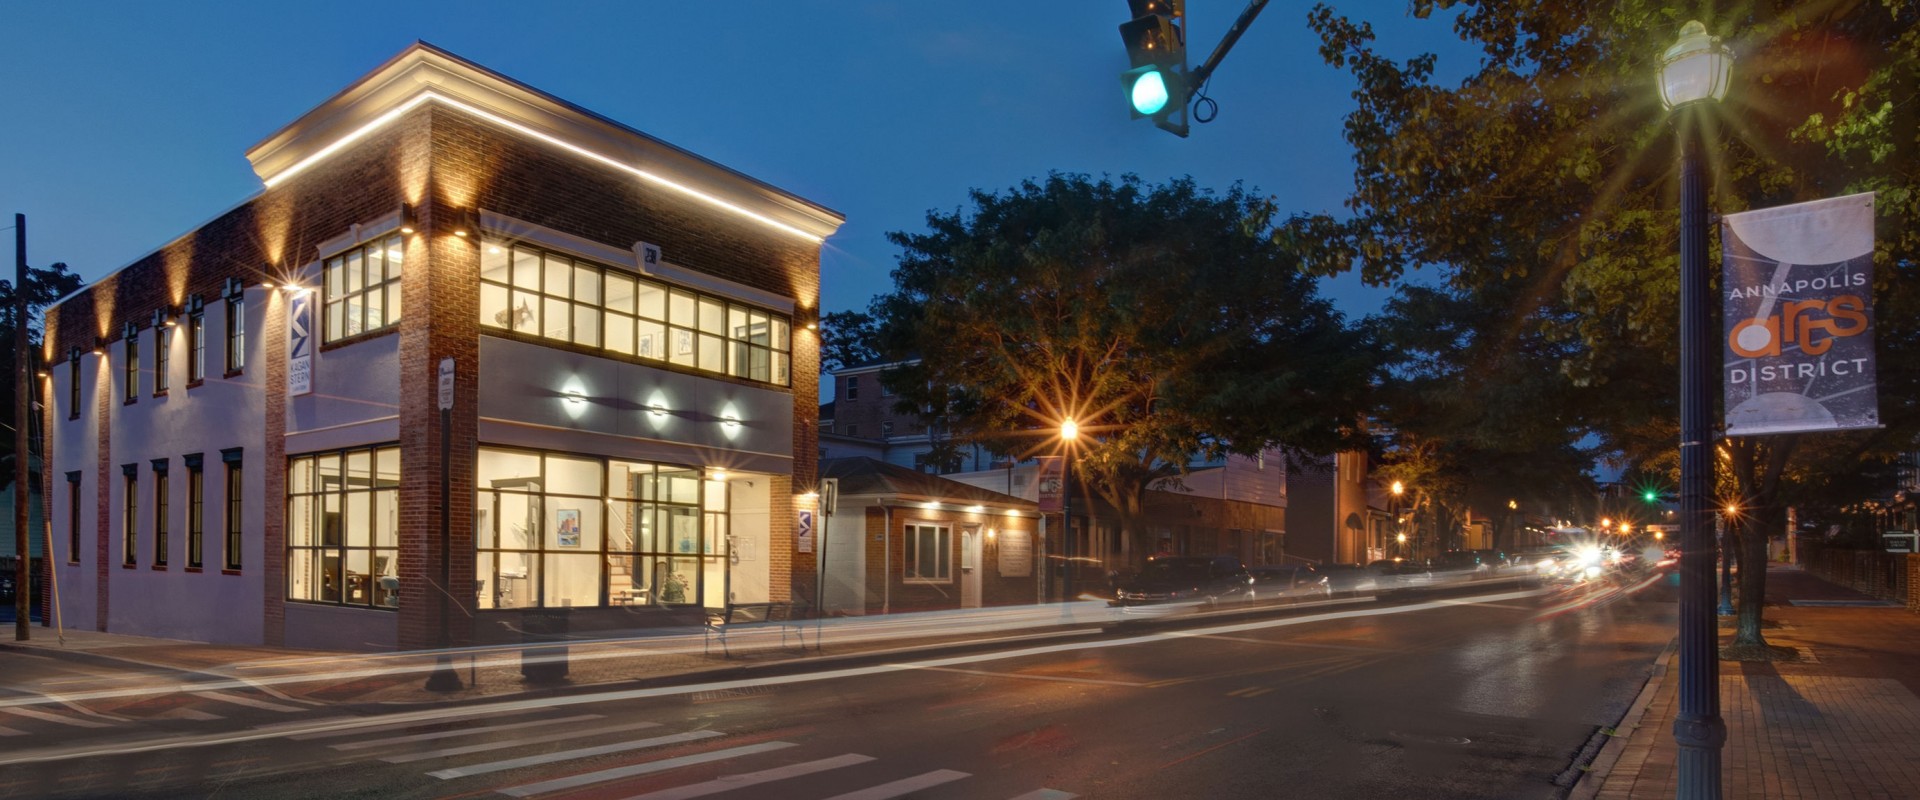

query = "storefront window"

[
  {"left": 287, "top": 445, "right": 401, "bottom": 609},
  {"left": 475, "top": 446, "right": 732, "bottom": 610}
]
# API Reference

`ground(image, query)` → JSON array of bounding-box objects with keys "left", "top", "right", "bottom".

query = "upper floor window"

[
  {"left": 67, "top": 357, "right": 79, "bottom": 420},
  {"left": 324, "top": 235, "right": 404, "bottom": 342},
  {"left": 225, "top": 296, "right": 245, "bottom": 375},
  {"left": 153, "top": 325, "right": 170, "bottom": 395},
  {"left": 188, "top": 311, "right": 205, "bottom": 383},
  {"left": 478, "top": 241, "right": 791, "bottom": 387},
  {"left": 846, "top": 376, "right": 860, "bottom": 401},
  {"left": 123, "top": 334, "right": 139, "bottom": 403}
]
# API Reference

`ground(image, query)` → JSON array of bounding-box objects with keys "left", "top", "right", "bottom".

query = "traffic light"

[
  {"left": 1119, "top": 0, "right": 1189, "bottom": 136},
  {"left": 1643, "top": 489, "right": 1660, "bottom": 503}
]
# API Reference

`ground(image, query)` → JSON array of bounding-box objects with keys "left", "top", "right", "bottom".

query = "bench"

[{"left": 703, "top": 602, "right": 812, "bottom": 657}]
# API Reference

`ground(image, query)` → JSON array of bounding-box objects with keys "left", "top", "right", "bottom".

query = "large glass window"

[
  {"left": 225, "top": 296, "right": 245, "bottom": 374},
  {"left": 287, "top": 445, "right": 401, "bottom": 608},
  {"left": 478, "top": 242, "right": 791, "bottom": 386},
  {"left": 122, "top": 467, "right": 137, "bottom": 566},
  {"left": 188, "top": 312, "right": 205, "bottom": 383},
  {"left": 224, "top": 455, "right": 243, "bottom": 570},
  {"left": 904, "top": 522, "right": 951, "bottom": 582},
  {"left": 123, "top": 334, "right": 138, "bottom": 403},
  {"left": 153, "top": 463, "right": 169, "bottom": 567},
  {"left": 475, "top": 446, "right": 730, "bottom": 610},
  {"left": 153, "top": 325, "right": 170, "bottom": 395},
  {"left": 324, "top": 235, "right": 404, "bottom": 342},
  {"left": 187, "top": 460, "right": 203, "bottom": 569}
]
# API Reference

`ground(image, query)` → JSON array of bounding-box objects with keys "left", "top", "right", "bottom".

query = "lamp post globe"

[{"left": 1661, "top": 18, "right": 1732, "bottom": 799}]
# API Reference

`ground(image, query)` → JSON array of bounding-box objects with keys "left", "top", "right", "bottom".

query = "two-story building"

[{"left": 41, "top": 43, "right": 842, "bottom": 651}]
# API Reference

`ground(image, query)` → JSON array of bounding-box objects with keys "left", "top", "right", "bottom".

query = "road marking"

[
  {"left": 0, "top": 706, "right": 111, "bottom": 728},
  {"left": 1226, "top": 687, "right": 1273, "bottom": 698},
  {"left": 1008, "top": 790, "right": 1079, "bottom": 800},
  {"left": 0, "top": 587, "right": 1551, "bottom": 767},
  {"left": 332, "top": 713, "right": 604, "bottom": 751},
  {"left": 383, "top": 719, "right": 662, "bottom": 763},
  {"left": 1192, "top": 635, "right": 1387, "bottom": 652},
  {"left": 0, "top": 725, "right": 26, "bottom": 736},
  {"left": 192, "top": 691, "right": 303, "bottom": 713},
  {"left": 1160, "top": 726, "right": 1269, "bottom": 770},
  {"left": 617, "top": 752, "right": 875, "bottom": 800},
  {"left": 158, "top": 708, "right": 223, "bottom": 721},
  {"left": 821, "top": 769, "right": 970, "bottom": 800},
  {"left": 427, "top": 730, "right": 724, "bottom": 780},
  {"left": 283, "top": 706, "right": 547, "bottom": 739},
  {"left": 497, "top": 741, "right": 797, "bottom": 797},
  {"left": 901, "top": 665, "right": 1147, "bottom": 687}
]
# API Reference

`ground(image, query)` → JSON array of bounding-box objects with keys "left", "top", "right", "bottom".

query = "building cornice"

[{"left": 245, "top": 41, "right": 845, "bottom": 243}]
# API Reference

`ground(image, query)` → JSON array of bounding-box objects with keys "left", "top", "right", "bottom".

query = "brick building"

[{"left": 41, "top": 43, "right": 843, "bottom": 650}]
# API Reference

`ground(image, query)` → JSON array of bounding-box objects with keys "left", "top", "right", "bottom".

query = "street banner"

[
  {"left": 1722, "top": 191, "right": 1879, "bottom": 436},
  {"left": 797, "top": 509, "right": 814, "bottom": 553},
  {"left": 287, "top": 291, "right": 313, "bottom": 396},
  {"left": 1036, "top": 456, "right": 1064, "bottom": 513}
]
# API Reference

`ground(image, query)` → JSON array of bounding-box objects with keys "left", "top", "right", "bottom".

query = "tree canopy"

[{"left": 871, "top": 173, "right": 1374, "bottom": 550}]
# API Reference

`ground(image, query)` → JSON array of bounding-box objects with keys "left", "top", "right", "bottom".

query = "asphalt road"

[{"left": 0, "top": 578, "right": 1677, "bottom": 800}]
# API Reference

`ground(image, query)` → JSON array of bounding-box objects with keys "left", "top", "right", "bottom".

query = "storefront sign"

[
  {"left": 287, "top": 291, "right": 313, "bottom": 396},
  {"left": 437, "top": 357, "right": 454, "bottom": 411},
  {"left": 797, "top": 509, "right": 815, "bottom": 553},
  {"left": 1037, "top": 457, "right": 1063, "bottom": 513},
  {"left": 1723, "top": 192, "right": 1879, "bottom": 436},
  {"left": 997, "top": 528, "right": 1032, "bottom": 577}
]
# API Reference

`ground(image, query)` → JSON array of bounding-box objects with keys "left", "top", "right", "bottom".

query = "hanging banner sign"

[
  {"left": 287, "top": 291, "right": 314, "bottom": 396},
  {"left": 1036, "top": 456, "right": 1064, "bottom": 513},
  {"left": 797, "top": 509, "right": 815, "bottom": 553},
  {"left": 1722, "top": 191, "right": 1879, "bottom": 436}
]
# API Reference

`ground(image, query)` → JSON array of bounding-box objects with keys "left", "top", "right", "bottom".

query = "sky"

[{"left": 2, "top": 1, "right": 1477, "bottom": 322}]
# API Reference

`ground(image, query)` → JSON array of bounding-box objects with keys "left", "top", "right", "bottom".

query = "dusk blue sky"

[{"left": 4, "top": 2, "right": 1475, "bottom": 321}]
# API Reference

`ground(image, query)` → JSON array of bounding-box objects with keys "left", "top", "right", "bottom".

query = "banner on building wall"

[
  {"left": 1037, "top": 457, "right": 1064, "bottom": 513},
  {"left": 797, "top": 509, "right": 814, "bottom": 553},
  {"left": 287, "top": 291, "right": 314, "bottom": 396},
  {"left": 1723, "top": 191, "right": 1879, "bottom": 436}
]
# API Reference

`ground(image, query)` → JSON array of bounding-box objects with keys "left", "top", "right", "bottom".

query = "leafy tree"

[
  {"left": 1, "top": 260, "right": 83, "bottom": 460},
  {"left": 818, "top": 310, "right": 881, "bottom": 372},
  {"left": 1301, "top": 1, "right": 1920, "bottom": 651},
  {"left": 873, "top": 173, "right": 1374, "bottom": 561}
]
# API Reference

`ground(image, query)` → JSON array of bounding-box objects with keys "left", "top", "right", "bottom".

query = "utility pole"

[{"left": 15, "top": 214, "right": 31, "bottom": 641}]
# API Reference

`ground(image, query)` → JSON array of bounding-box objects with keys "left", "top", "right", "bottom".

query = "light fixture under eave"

[{"left": 711, "top": 470, "right": 729, "bottom": 482}]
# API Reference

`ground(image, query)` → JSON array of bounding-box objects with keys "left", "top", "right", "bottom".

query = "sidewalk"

[{"left": 1584, "top": 565, "right": 1920, "bottom": 799}]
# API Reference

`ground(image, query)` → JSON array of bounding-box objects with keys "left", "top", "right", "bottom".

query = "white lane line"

[
  {"left": 1192, "top": 635, "right": 1386, "bottom": 652},
  {"left": 821, "top": 768, "right": 971, "bottom": 800},
  {"left": 192, "top": 691, "right": 303, "bottom": 713},
  {"left": 618, "top": 753, "right": 875, "bottom": 800},
  {"left": 899, "top": 666, "right": 1147, "bottom": 687},
  {"left": 382, "top": 720, "right": 662, "bottom": 764},
  {"left": 332, "top": 713, "right": 603, "bottom": 751},
  {"left": 497, "top": 741, "right": 798, "bottom": 798},
  {"left": 1008, "top": 790, "right": 1079, "bottom": 800},
  {"left": 427, "top": 730, "right": 723, "bottom": 780},
  {"left": 0, "top": 587, "right": 1550, "bottom": 768},
  {"left": 158, "top": 708, "right": 224, "bottom": 721},
  {"left": 282, "top": 706, "right": 547, "bottom": 739},
  {"left": 0, "top": 706, "right": 111, "bottom": 728},
  {"left": 0, "top": 725, "right": 26, "bottom": 736}
]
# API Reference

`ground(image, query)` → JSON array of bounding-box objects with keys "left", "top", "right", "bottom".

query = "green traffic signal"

[
  {"left": 1644, "top": 490, "right": 1659, "bottom": 503},
  {"left": 1130, "top": 68, "right": 1170, "bottom": 115}
]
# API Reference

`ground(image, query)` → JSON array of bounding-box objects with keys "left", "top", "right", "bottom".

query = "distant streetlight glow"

[
  {"left": 1061, "top": 418, "right": 1079, "bottom": 441},
  {"left": 1390, "top": 481, "right": 1404, "bottom": 496}
]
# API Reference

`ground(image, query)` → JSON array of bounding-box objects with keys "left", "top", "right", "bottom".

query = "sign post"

[{"left": 426, "top": 357, "right": 461, "bottom": 691}]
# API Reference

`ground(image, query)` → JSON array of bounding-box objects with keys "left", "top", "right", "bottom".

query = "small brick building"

[
  {"left": 818, "top": 457, "right": 1040, "bottom": 614},
  {"left": 41, "top": 43, "right": 843, "bottom": 650}
]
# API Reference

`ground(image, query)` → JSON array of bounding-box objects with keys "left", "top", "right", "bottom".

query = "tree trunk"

[
  {"left": 1725, "top": 435, "right": 1794, "bottom": 650},
  {"left": 1733, "top": 502, "right": 1775, "bottom": 646}
]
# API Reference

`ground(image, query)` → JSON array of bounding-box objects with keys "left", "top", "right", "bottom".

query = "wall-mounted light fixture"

[
  {"left": 564, "top": 389, "right": 585, "bottom": 406},
  {"left": 91, "top": 338, "right": 106, "bottom": 356},
  {"left": 399, "top": 204, "right": 418, "bottom": 235},
  {"left": 721, "top": 413, "right": 741, "bottom": 431},
  {"left": 710, "top": 470, "right": 729, "bottom": 482},
  {"left": 649, "top": 402, "right": 668, "bottom": 418},
  {"left": 452, "top": 208, "right": 477, "bottom": 238},
  {"left": 223, "top": 277, "right": 246, "bottom": 299}
]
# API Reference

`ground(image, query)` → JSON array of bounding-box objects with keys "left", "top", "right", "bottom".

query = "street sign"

[
  {"left": 437, "top": 357, "right": 454, "bottom": 411},
  {"left": 287, "top": 291, "right": 313, "bottom": 396},
  {"left": 797, "top": 509, "right": 815, "bottom": 553},
  {"left": 820, "top": 478, "right": 839, "bottom": 516},
  {"left": 1885, "top": 531, "right": 1916, "bottom": 554}
]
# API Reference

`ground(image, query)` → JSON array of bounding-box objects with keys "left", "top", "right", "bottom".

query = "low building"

[{"left": 42, "top": 43, "right": 843, "bottom": 650}]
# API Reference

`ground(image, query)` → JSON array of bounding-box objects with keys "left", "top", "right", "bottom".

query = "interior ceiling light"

[{"left": 262, "top": 91, "right": 824, "bottom": 243}]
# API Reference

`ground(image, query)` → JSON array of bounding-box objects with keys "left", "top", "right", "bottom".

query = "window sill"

[
  {"left": 151, "top": 564, "right": 168, "bottom": 571},
  {"left": 152, "top": 390, "right": 168, "bottom": 399},
  {"left": 123, "top": 397, "right": 137, "bottom": 406},
  {"left": 222, "top": 369, "right": 244, "bottom": 380},
  {"left": 318, "top": 326, "right": 399, "bottom": 353},
  {"left": 67, "top": 414, "right": 79, "bottom": 422},
  {"left": 122, "top": 563, "right": 137, "bottom": 569},
  {"left": 184, "top": 566, "right": 203, "bottom": 573},
  {"left": 221, "top": 568, "right": 243, "bottom": 576},
  {"left": 902, "top": 577, "right": 953, "bottom": 585},
  {"left": 186, "top": 379, "right": 205, "bottom": 390}
]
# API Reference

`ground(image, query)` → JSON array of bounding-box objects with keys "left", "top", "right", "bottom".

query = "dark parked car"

[
  {"left": 1316, "top": 563, "right": 1378, "bottom": 596},
  {"left": 1249, "top": 566, "right": 1332, "bottom": 601},
  {"left": 1113, "top": 556, "right": 1253, "bottom": 607}
]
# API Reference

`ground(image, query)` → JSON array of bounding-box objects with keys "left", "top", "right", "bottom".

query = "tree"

[
  {"left": 0, "top": 260, "right": 83, "bottom": 460},
  {"left": 873, "top": 173, "right": 1374, "bottom": 560},
  {"left": 818, "top": 310, "right": 881, "bottom": 372},
  {"left": 1301, "top": 1, "right": 1920, "bottom": 652}
]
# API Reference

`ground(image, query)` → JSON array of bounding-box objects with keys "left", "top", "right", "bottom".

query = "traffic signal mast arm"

[{"left": 1183, "top": 0, "right": 1269, "bottom": 106}]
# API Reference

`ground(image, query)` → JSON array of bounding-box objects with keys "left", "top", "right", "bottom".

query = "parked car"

[
  {"left": 1112, "top": 556, "right": 1254, "bottom": 607},
  {"left": 1316, "top": 563, "right": 1379, "bottom": 596},
  {"left": 1249, "top": 566, "right": 1332, "bottom": 602}
]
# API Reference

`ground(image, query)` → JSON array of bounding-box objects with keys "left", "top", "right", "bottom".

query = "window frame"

[
  {"left": 152, "top": 460, "right": 169, "bottom": 568},
  {"left": 902, "top": 521, "right": 952, "bottom": 583},
  {"left": 67, "top": 356, "right": 80, "bottom": 420},
  {"left": 153, "top": 324, "right": 170, "bottom": 396},
  {"left": 224, "top": 295, "right": 245, "bottom": 376},
  {"left": 123, "top": 333, "right": 138, "bottom": 404},
  {"left": 188, "top": 311, "right": 205, "bottom": 385},
  {"left": 322, "top": 236, "right": 405, "bottom": 344},
  {"left": 122, "top": 465, "right": 137, "bottom": 567},
  {"left": 66, "top": 472, "right": 81, "bottom": 565},
  {"left": 186, "top": 457, "right": 204, "bottom": 569},
  {"left": 845, "top": 376, "right": 860, "bottom": 401},
  {"left": 286, "top": 444, "right": 401, "bottom": 609},
  {"left": 223, "top": 451, "right": 243, "bottom": 571}
]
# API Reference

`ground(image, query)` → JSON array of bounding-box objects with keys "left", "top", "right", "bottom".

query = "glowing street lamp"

[
  {"left": 1060, "top": 419, "right": 1079, "bottom": 602},
  {"left": 1660, "top": 19, "right": 1735, "bottom": 797}
]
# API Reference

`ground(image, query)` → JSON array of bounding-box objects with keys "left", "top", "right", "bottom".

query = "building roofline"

[{"left": 245, "top": 41, "right": 844, "bottom": 241}]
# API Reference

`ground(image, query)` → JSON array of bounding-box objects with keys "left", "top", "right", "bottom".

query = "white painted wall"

[{"left": 821, "top": 504, "right": 867, "bottom": 614}]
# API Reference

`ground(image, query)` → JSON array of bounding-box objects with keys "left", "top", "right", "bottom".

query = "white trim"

[
  {"left": 315, "top": 210, "right": 406, "bottom": 258},
  {"left": 901, "top": 519, "right": 954, "bottom": 584},
  {"left": 479, "top": 211, "right": 796, "bottom": 314}
]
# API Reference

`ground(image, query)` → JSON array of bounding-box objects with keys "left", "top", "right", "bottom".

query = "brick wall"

[{"left": 858, "top": 505, "right": 1037, "bottom": 613}]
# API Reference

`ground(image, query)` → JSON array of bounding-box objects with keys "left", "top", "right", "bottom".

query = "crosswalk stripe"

[
  {"left": 0, "top": 706, "right": 111, "bottom": 728},
  {"left": 282, "top": 706, "right": 546, "bottom": 739},
  {"left": 192, "top": 691, "right": 303, "bottom": 713},
  {"left": 333, "top": 714, "right": 603, "bottom": 751},
  {"left": 821, "top": 769, "right": 971, "bottom": 800},
  {"left": 617, "top": 753, "right": 875, "bottom": 800},
  {"left": 497, "top": 741, "right": 798, "bottom": 798},
  {"left": 1008, "top": 790, "right": 1079, "bottom": 800},
  {"left": 381, "top": 719, "right": 662, "bottom": 764},
  {"left": 426, "top": 729, "right": 724, "bottom": 780}
]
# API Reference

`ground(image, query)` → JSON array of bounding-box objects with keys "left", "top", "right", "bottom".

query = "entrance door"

[{"left": 960, "top": 526, "right": 983, "bottom": 609}]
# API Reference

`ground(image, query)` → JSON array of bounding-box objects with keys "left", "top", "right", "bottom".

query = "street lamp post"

[
  {"left": 1718, "top": 505, "right": 1737, "bottom": 616},
  {"left": 1061, "top": 419, "right": 1078, "bottom": 603},
  {"left": 1660, "top": 19, "right": 1734, "bottom": 799}
]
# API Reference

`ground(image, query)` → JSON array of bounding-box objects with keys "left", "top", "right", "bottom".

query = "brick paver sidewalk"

[{"left": 1588, "top": 565, "right": 1920, "bottom": 799}]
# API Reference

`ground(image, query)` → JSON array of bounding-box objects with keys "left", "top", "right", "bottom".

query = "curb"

[
  {"left": 1567, "top": 636, "right": 1678, "bottom": 800},
  {"left": 0, "top": 638, "right": 245, "bottom": 685}
]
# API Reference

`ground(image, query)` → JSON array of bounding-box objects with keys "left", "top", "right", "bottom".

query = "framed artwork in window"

[
  {"left": 674, "top": 329, "right": 694, "bottom": 356},
  {"left": 638, "top": 333, "right": 656, "bottom": 358},
  {"left": 556, "top": 509, "right": 581, "bottom": 548}
]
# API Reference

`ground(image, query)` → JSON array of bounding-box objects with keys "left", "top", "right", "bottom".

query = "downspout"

[{"left": 882, "top": 504, "right": 892, "bottom": 615}]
